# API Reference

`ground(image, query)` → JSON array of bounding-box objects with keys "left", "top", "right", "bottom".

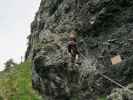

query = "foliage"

[
  {"left": 99, "top": 96, "right": 107, "bottom": 100},
  {"left": 0, "top": 61, "right": 42, "bottom": 100},
  {"left": 4, "top": 59, "right": 16, "bottom": 71}
]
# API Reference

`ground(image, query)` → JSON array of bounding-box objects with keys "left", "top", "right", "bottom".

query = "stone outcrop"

[
  {"left": 107, "top": 83, "right": 133, "bottom": 100},
  {"left": 26, "top": 0, "right": 133, "bottom": 100}
]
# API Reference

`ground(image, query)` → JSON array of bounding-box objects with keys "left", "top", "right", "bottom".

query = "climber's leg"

[{"left": 71, "top": 54, "right": 75, "bottom": 64}]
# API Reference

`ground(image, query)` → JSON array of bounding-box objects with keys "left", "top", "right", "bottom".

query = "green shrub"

[
  {"left": 0, "top": 61, "right": 42, "bottom": 100},
  {"left": 99, "top": 96, "right": 107, "bottom": 100}
]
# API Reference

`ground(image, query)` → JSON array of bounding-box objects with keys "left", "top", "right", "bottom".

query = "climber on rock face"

[{"left": 67, "top": 31, "right": 79, "bottom": 64}]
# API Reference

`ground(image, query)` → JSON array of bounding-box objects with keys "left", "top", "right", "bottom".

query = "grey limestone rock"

[{"left": 25, "top": 0, "right": 133, "bottom": 99}]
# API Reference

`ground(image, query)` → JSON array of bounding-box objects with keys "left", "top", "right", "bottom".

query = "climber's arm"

[
  {"left": 67, "top": 43, "right": 71, "bottom": 52},
  {"left": 67, "top": 43, "right": 72, "bottom": 57}
]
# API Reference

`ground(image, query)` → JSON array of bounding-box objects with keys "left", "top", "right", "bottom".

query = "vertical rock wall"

[{"left": 26, "top": 0, "right": 133, "bottom": 99}]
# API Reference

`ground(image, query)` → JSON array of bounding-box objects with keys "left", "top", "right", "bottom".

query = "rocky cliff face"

[{"left": 26, "top": 0, "right": 133, "bottom": 100}]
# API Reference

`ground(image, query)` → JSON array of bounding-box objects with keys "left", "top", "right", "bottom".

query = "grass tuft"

[{"left": 99, "top": 96, "right": 107, "bottom": 100}]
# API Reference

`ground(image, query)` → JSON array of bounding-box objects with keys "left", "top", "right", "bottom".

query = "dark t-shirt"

[{"left": 67, "top": 40, "right": 79, "bottom": 55}]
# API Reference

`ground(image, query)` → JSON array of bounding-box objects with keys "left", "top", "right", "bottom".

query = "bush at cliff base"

[{"left": 0, "top": 61, "right": 42, "bottom": 100}]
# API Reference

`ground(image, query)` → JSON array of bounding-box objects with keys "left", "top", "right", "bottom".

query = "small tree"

[{"left": 4, "top": 59, "right": 16, "bottom": 71}]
